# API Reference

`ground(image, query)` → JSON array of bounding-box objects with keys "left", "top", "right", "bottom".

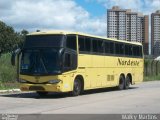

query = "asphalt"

[{"left": 0, "top": 81, "right": 160, "bottom": 114}]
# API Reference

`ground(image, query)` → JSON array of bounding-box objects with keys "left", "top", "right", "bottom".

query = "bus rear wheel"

[
  {"left": 70, "top": 79, "right": 82, "bottom": 96},
  {"left": 118, "top": 75, "right": 125, "bottom": 90},
  {"left": 125, "top": 76, "right": 131, "bottom": 89}
]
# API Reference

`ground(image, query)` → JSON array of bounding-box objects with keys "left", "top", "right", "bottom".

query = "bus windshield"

[{"left": 20, "top": 48, "right": 62, "bottom": 75}]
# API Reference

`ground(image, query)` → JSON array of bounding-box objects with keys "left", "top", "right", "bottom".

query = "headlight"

[
  {"left": 19, "top": 79, "right": 27, "bottom": 83},
  {"left": 48, "top": 80, "right": 61, "bottom": 84}
]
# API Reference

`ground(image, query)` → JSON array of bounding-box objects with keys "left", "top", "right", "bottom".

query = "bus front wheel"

[
  {"left": 70, "top": 79, "right": 82, "bottom": 96},
  {"left": 118, "top": 75, "right": 125, "bottom": 90}
]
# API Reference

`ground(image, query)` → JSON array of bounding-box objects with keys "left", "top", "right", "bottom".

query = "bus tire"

[
  {"left": 70, "top": 78, "right": 82, "bottom": 96},
  {"left": 125, "top": 75, "right": 131, "bottom": 89},
  {"left": 118, "top": 75, "right": 125, "bottom": 90},
  {"left": 36, "top": 91, "right": 48, "bottom": 97}
]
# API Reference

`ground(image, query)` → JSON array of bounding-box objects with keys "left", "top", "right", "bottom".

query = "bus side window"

[
  {"left": 64, "top": 53, "right": 71, "bottom": 68},
  {"left": 64, "top": 52, "right": 77, "bottom": 71},
  {"left": 92, "top": 39, "right": 98, "bottom": 53},
  {"left": 78, "top": 36, "right": 85, "bottom": 52},
  {"left": 129, "top": 45, "right": 133, "bottom": 56},
  {"left": 133, "top": 45, "right": 139, "bottom": 57},
  {"left": 115, "top": 43, "right": 120, "bottom": 55},
  {"left": 105, "top": 41, "right": 110, "bottom": 54},
  {"left": 119, "top": 43, "right": 124, "bottom": 55},
  {"left": 125, "top": 44, "right": 129, "bottom": 56},
  {"left": 66, "top": 35, "right": 77, "bottom": 50},
  {"left": 115, "top": 42, "right": 124, "bottom": 56},
  {"left": 125, "top": 44, "right": 133, "bottom": 56},
  {"left": 97, "top": 40, "right": 104, "bottom": 53},
  {"left": 85, "top": 37, "right": 91, "bottom": 52},
  {"left": 139, "top": 46, "right": 142, "bottom": 57},
  {"left": 110, "top": 42, "right": 114, "bottom": 54},
  {"left": 137, "top": 46, "right": 142, "bottom": 57}
]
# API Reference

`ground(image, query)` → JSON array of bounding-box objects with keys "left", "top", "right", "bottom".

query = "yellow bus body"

[{"left": 19, "top": 31, "right": 144, "bottom": 93}]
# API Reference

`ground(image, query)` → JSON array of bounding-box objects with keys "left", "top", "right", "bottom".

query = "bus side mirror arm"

[
  {"left": 59, "top": 48, "right": 65, "bottom": 72},
  {"left": 11, "top": 48, "right": 21, "bottom": 66}
]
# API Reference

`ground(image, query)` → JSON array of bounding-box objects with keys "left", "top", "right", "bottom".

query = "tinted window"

[
  {"left": 20, "top": 48, "right": 61, "bottom": 75},
  {"left": 110, "top": 42, "right": 114, "bottom": 54},
  {"left": 115, "top": 43, "right": 124, "bottom": 55},
  {"left": 78, "top": 36, "right": 91, "bottom": 53},
  {"left": 139, "top": 46, "right": 142, "bottom": 57},
  {"left": 66, "top": 35, "right": 77, "bottom": 50},
  {"left": 105, "top": 41, "right": 110, "bottom": 53},
  {"left": 92, "top": 39, "right": 98, "bottom": 52},
  {"left": 125, "top": 44, "right": 132, "bottom": 56},
  {"left": 133, "top": 45, "right": 142, "bottom": 57},
  {"left": 97, "top": 40, "right": 104, "bottom": 53},
  {"left": 24, "top": 35, "right": 64, "bottom": 48},
  {"left": 120, "top": 44, "right": 124, "bottom": 55},
  {"left": 133, "top": 46, "right": 138, "bottom": 56},
  {"left": 85, "top": 37, "right": 91, "bottom": 52},
  {"left": 78, "top": 36, "right": 85, "bottom": 51},
  {"left": 77, "top": 35, "right": 143, "bottom": 58},
  {"left": 115, "top": 43, "right": 119, "bottom": 54},
  {"left": 63, "top": 52, "right": 77, "bottom": 71},
  {"left": 64, "top": 53, "right": 71, "bottom": 67},
  {"left": 105, "top": 41, "right": 114, "bottom": 54}
]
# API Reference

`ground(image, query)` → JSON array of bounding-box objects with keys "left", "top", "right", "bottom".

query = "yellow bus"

[{"left": 11, "top": 31, "right": 144, "bottom": 96}]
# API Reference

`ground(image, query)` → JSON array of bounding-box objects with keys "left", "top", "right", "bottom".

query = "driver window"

[{"left": 64, "top": 53, "right": 71, "bottom": 68}]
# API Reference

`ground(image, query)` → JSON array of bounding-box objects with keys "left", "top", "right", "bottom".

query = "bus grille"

[{"left": 29, "top": 86, "right": 45, "bottom": 91}]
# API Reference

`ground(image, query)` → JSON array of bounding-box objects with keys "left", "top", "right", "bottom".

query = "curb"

[{"left": 0, "top": 89, "right": 21, "bottom": 93}]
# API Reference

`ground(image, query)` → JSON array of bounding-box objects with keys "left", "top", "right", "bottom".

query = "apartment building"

[
  {"left": 151, "top": 10, "right": 160, "bottom": 57},
  {"left": 107, "top": 6, "right": 149, "bottom": 55}
]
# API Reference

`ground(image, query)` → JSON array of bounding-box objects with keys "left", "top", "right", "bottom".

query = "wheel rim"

[
  {"left": 74, "top": 80, "right": 81, "bottom": 95},
  {"left": 125, "top": 76, "right": 130, "bottom": 88}
]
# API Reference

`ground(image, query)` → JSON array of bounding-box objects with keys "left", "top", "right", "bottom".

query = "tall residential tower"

[
  {"left": 151, "top": 10, "right": 160, "bottom": 57},
  {"left": 107, "top": 6, "right": 149, "bottom": 55}
]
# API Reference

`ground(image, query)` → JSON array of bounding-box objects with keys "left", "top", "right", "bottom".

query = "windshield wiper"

[
  {"left": 28, "top": 53, "right": 37, "bottom": 73},
  {"left": 40, "top": 57, "right": 48, "bottom": 74},
  {"left": 28, "top": 51, "right": 48, "bottom": 74}
]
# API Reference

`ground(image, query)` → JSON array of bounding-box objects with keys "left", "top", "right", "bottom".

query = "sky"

[{"left": 0, "top": 0, "right": 160, "bottom": 37}]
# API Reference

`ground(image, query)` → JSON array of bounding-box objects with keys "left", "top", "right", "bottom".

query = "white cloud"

[
  {"left": 0, "top": 0, "right": 106, "bottom": 36},
  {"left": 97, "top": 0, "right": 160, "bottom": 15},
  {"left": 1, "top": 0, "right": 159, "bottom": 37}
]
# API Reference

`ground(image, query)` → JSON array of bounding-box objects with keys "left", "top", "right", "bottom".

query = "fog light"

[
  {"left": 21, "top": 87, "right": 28, "bottom": 91},
  {"left": 19, "top": 79, "right": 27, "bottom": 83}
]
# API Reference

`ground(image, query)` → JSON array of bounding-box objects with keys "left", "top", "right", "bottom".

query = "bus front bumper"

[{"left": 20, "top": 83, "right": 62, "bottom": 92}]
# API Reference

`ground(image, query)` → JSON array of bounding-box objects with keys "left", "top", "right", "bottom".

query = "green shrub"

[
  {"left": 144, "top": 74, "right": 160, "bottom": 81},
  {"left": 144, "top": 59, "right": 160, "bottom": 81},
  {"left": 0, "top": 53, "right": 18, "bottom": 89}
]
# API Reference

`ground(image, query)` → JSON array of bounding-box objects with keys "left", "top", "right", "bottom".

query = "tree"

[
  {"left": 0, "top": 21, "right": 29, "bottom": 54},
  {"left": 18, "top": 29, "right": 29, "bottom": 48},
  {"left": 0, "top": 21, "right": 18, "bottom": 53}
]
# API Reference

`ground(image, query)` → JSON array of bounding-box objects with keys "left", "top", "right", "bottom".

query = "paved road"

[{"left": 0, "top": 81, "right": 160, "bottom": 114}]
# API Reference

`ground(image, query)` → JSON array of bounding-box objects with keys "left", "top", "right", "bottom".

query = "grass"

[
  {"left": 144, "top": 75, "right": 160, "bottom": 82},
  {"left": 0, "top": 81, "right": 19, "bottom": 90},
  {"left": 0, "top": 53, "right": 18, "bottom": 90},
  {"left": 144, "top": 59, "right": 160, "bottom": 81}
]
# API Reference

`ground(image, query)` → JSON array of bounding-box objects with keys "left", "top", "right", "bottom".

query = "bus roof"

[{"left": 28, "top": 30, "right": 142, "bottom": 46}]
